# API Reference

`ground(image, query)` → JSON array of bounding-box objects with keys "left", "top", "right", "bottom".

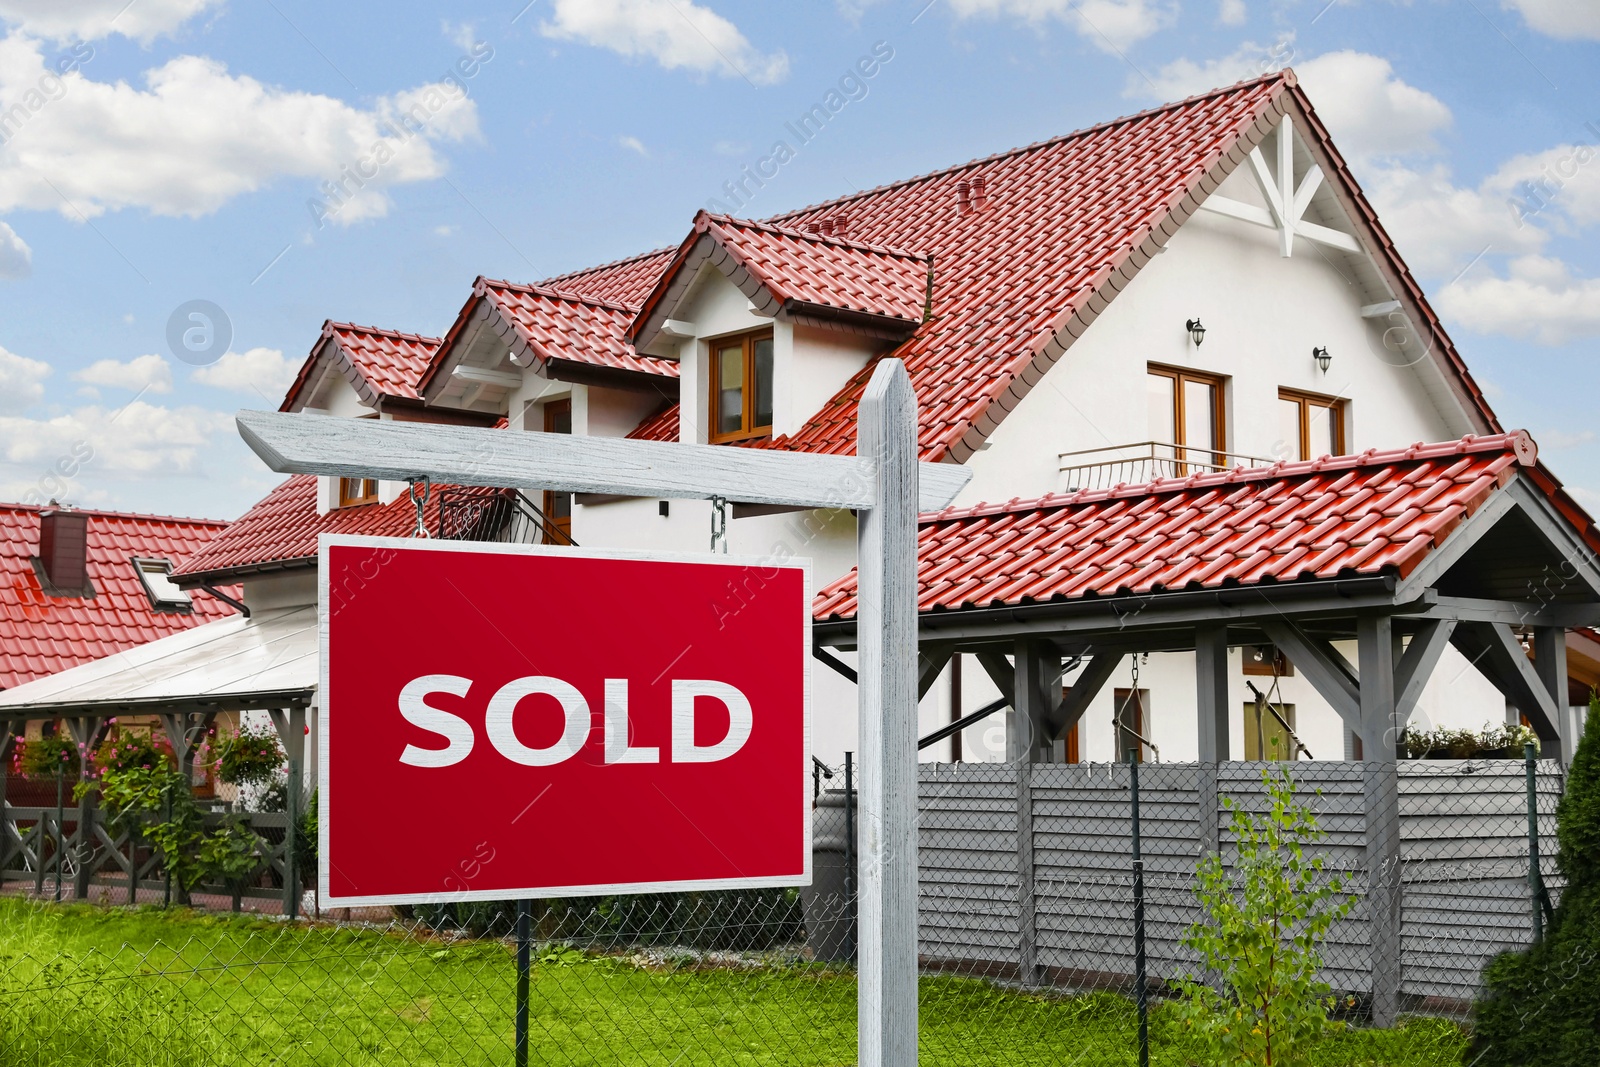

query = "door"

[{"left": 542, "top": 399, "right": 572, "bottom": 543}]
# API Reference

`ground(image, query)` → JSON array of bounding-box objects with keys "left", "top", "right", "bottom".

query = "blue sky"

[{"left": 0, "top": 0, "right": 1597, "bottom": 520}]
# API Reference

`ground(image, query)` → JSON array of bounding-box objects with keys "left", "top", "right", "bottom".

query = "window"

[
  {"left": 1147, "top": 365, "right": 1226, "bottom": 473},
  {"left": 338, "top": 478, "right": 378, "bottom": 507},
  {"left": 132, "top": 558, "right": 191, "bottom": 611},
  {"left": 542, "top": 399, "right": 572, "bottom": 543},
  {"left": 1245, "top": 701, "right": 1297, "bottom": 760},
  {"left": 1278, "top": 388, "right": 1346, "bottom": 461},
  {"left": 709, "top": 331, "right": 774, "bottom": 443},
  {"left": 1113, "top": 687, "right": 1150, "bottom": 763}
]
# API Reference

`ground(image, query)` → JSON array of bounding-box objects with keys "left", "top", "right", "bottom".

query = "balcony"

[
  {"left": 436, "top": 488, "right": 575, "bottom": 546},
  {"left": 1058, "top": 441, "right": 1278, "bottom": 493}
]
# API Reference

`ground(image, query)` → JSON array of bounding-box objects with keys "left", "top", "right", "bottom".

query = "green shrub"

[
  {"left": 1172, "top": 765, "right": 1356, "bottom": 1067},
  {"left": 1470, "top": 694, "right": 1600, "bottom": 1065},
  {"left": 215, "top": 725, "right": 283, "bottom": 787},
  {"left": 17, "top": 732, "right": 78, "bottom": 778}
]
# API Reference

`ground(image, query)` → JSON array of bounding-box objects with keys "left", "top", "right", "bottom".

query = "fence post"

[
  {"left": 844, "top": 752, "right": 856, "bottom": 961},
  {"left": 1525, "top": 741, "right": 1545, "bottom": 943},
  {"left": 1129, "top": 753, "right": 1149, "bottom": 1067},
  {"left": 285, "top": 758, "right": 300, "bottom": 920},
  {"left": 162, "top": 784, "right": 172, "bottom": 908},
  {"left": 515, "top": 898, "right": 531, "bottom": 1067},
  {"left": 53, "top": 765, "right": 65, "bottom": 903},
  {"left": 0, "top": 721, "right": 14, "bottom": 885},
  {"left": 74, "top": 784, "right": 96, "bottom": 901}
]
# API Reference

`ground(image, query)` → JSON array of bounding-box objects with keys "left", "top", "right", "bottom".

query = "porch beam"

[
  {"left": 1051, "top": 651, "right": 1123, "bottom": 739},
  {"left": 1260, "top": 619, "right": 1362, "bottom": 733},
  {"left": 1358, "top": 616, "right": 1402, "bottom": 757},
  {"left": 974, "top": 652, "right": 1015, "bottom": 708},
  {"left": 267, "top": 706, "right": 308, "bottom": 780},
  {"left": 1010, "top": 640, "right": 1061, "bottom": 764},
  {"left": 1533, "top": 627, "right": 1570, "bottom": 762},
  {"left": 1395, "top": 619, "right": 1456, "bottom": 723},
  {"left": 813, "top": 646, "right": 857, "bottom": 684},
  {"left": 1392, "top": 490, "right": 1518, "bottom": 602},
  {"left": 1450, "top": 622, "right": 1566, "bottom": 761},
  {"left": 917, "top": 645, "right": 955, "bottom": 702},
  {"left": 1399, "top": 596, "right": 1600, "bottom": 628},
  {"left": 235, "top": 409, "right": 971, "bottom": 514}
]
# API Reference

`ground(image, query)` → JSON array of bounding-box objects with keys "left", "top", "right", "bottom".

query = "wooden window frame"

[
  {"left": 1147, "top": 363, "right": 1228, "bottom": 470},
  {"left": 338, "top": 478, "right": 379, "bottom": 507},
  {"left": 1278, "top": 387, "right": 1347, "bottom": 461},
  {"left": 542, "top": 398, "right": 573, "bottom": 543},
  {"left": 707, "top": 329, "right": 775, "bottom": 444}
]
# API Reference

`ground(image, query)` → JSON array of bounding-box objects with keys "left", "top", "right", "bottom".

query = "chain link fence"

[{"left": 0, "top": 753, "right": 1555, "bottom": 1065}]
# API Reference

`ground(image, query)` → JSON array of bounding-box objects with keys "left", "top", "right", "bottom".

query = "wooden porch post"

[
  {"left": 1358, "top": 615, "right": 1402, "bottom": 1028},
  {"left": 1011, "top": 639, "right": 1060, "bottom": 989},
  {"left": 1194, "top": 626, "right": 1230, "bottom": 857},
  {"left": 1532, "top": 627, "right": 1570, "bottom": 763},
  {"left": 64, "top": 716, "right": 107, "bottom": 901},
  {"left": 0, "top": 720, "right": 17, "bottom": 882},
  {"left": 855, "top": 360, "right": 918, "bottom": 1067}
]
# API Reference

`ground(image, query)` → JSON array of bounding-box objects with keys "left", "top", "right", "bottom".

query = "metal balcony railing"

[
  {"left": 436, "top": 488, "right": 576, "bottom": 546},
  {"left": 1057, "top": 441, "right": 1277, "bottom": 492}
]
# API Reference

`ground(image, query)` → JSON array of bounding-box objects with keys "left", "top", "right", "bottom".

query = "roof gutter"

[{"left": 172, "top": 555, "right": 317, "bottom": 590}]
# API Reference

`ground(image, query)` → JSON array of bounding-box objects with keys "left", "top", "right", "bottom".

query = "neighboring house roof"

[
  {"left": 813, "top": 432, "right": 1583, "bottom": 622},
  {"left": 281, "top": 321, "right": 441, "bottom": 412},
  {"left": 0, "top": 504, "right": 236, "bottom": 689},
  {"left": 170, "top": 476, "right": 503, "bottom": 584},
  {"left": 631, "top": 212, "right": 930, "bottom": 349}
]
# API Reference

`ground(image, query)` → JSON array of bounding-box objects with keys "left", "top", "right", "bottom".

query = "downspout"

[{"left": 199, "top": 584, "right": 250, "bottom": 619}]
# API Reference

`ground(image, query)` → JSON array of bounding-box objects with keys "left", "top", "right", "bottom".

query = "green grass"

[{"left": 0, "top": 897, "right": 1468, "bottom": 1066}]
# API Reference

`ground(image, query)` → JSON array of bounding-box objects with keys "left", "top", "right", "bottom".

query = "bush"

[
  {"left": 1404, "top": 722, "right": 1539, "bottom": 759},
  {"left": 1172, "top": 765, "right": 1355, "bottom": 1067},
  {"left": 1469, "top": 694, "right": 1600, "bottom": 1065}
]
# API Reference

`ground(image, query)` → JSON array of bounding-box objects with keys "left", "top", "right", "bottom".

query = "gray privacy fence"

[{"left": 916, "top": 758, "right": 1563, "bottom": 1017}]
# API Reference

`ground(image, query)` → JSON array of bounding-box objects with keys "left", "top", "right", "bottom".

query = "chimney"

[
  {"left": 956, "top": 180, "right": 972, "bottom": 216},
  {"left": 970, "top": 175, "right": 988, "bottom": 211},
  {"left": 39, "top": 507, "right": 90, "bottom": 591}
]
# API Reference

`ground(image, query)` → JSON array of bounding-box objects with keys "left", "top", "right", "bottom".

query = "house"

[
  {"left": 0, "top": 501, "right": 236, "bottom": 799},
  {"left": 3, "top": 69, "right": 1594, "bottom": 775}
]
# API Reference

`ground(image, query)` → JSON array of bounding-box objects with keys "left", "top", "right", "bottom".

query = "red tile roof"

[
  {"left": 170, "top": 477, "right": 502, "bottom": 583},
  {"left": 813, "top": 432, "right": 1573, "bottom": 622},
  {"left": 280, "top": 321, "right": 440, "bottom": 411},
  {"left": 485, "top": 278, "right": 679, "bottom": 378},
  {"left": 0, "top": 504, "right": 236, "bottom": 688},
  {"left": 625, "top": 403, "right": 680, "bottom": 442},
  {"left": 599, "top": 70, "right": 1490, "bottom": 459},
  {"left": 631, "top": 213, "right": 929, "bottom": 346}
]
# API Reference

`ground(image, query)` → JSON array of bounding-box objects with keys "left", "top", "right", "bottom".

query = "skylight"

[{"left": 133, "top": 558, "right": 191, "bottom": 610}]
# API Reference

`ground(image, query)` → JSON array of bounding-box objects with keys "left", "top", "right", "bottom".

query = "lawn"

[{"left": 0, "top": 897, "right": 1468, "bottom": 1066}]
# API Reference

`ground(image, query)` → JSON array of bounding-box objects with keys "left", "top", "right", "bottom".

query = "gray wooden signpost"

[{"left": 235, "top": 358, "right": 962, "bottom": 1067}]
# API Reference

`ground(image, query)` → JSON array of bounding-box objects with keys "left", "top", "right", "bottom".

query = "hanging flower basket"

[
  {"left": 17, "top": 733, "right": 79, "bottom": 778},
  {"left": 216, "top": 725, "right": 285, "bottom": 787}
]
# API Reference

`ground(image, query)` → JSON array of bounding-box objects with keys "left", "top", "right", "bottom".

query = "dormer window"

[
  {"left": 709, "top": 330, "right": 774, "bottom": 443},
  {"left": 338, "top": 478, "right": 379, "bottom": 507},
  {"left": 132, "top": 558, "right": 191, "bottom": 612}
]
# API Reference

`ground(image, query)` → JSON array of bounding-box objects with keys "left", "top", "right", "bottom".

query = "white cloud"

[
  {"left": 1295, "top": 52, "right": 1453, "bottom": 163},
  {"left": 617, "top": 134, "right": 648, "bottom": 156},
  {"left": 0, "top": 344, "right": 48, "bottom": 412},
  {"left": 946, "top": 0, "right": 1178, "bottom": 52},
  {"left": 0, "top": 218, "right": 29, "bottom": 279},
  {"left": 541, "top": 0, "right": 789, "bottom": 85},
  {"left": 0, "top": 35, "right": 478, "bottom": 223},
  {"left": 1438, "top": 255, "right": 1600, "bottom": 345},
  {"left": 189, "top": 347, "right": 298, "bottom": 397},
  {"left": 0, "top": 399, "right": 232, "bottom": 482},
  {"left": 1486, "top": 136, "right": 1600, "bottom": 231},
  {"left": 1219, "top": 0, "right": 1247, "bottom": 25},
  {"left": 1537, "top": 429, "right": 1594, "bottom": 449},
  {"left": 72, "top": 354, "right": 173, "bottom": 393},
  {"left": 1138, "top": 40, "right": 1273, "bottom": 100},
  {"left": 441, "top": 19, "right": 477, "bottom": 52},
  {"left": 1501, "top": 0, "right": 1600, "bottom": 41},
  {"left": 1364, "top": 162, "right": 1544, "bottom": 275},
  {"left": 0, "top": 0, "right": 222, "bottom": 42}
]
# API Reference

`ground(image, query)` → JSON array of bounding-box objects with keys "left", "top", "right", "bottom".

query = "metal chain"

[
  {"left": 408, "top": 477, "right": 431, "bottom": 538},
  {"left": 709, "top": 495, "right": 728, "bottom": 553}
]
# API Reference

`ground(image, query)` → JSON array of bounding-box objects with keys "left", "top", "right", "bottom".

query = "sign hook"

[
  {"left": 408, "top": 477, "right": 432, "bottom": 538},
  {"left": 709, "top": 495, "right": 728, "bottom": 554}
]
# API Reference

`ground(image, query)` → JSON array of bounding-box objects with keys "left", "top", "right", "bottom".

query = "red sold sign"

[{"left": 317, "top": 535, "right": 811, "bottom": 906}]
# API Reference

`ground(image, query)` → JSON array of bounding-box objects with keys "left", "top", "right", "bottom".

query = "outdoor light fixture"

[
  {"left": 1185, "top": 318, "right": 1206, "bottom": 347},
  {"left": 1313, "top": 346, "right": 1332, "bottom": 373}
]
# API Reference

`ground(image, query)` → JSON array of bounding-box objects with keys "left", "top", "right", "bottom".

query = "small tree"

[
  {"left": 1173, "top": 766, "right": 1355, "bottom": 1067},
  {"left": 1470, "top": 694, "right": 1600, "bottom": 1065}
]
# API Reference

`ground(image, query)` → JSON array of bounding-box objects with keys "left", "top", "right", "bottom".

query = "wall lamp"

[
  {"left": 1185, "top": 318, "right": 1206, "bottom": 347},
  {"left": 1313, "top": 346, "right": 1332, "bottom": 373}
]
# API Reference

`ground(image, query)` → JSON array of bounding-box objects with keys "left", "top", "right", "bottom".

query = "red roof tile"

[
  {"left": 478, "top": 279, "right": 679, "bottom": 379},
  {"left": 280, "top": 321, "right": 440, "bottom": 411},
  {"left": 631, "top": 213, "right": 929, "bottom": 346},
  {"left": 171, "top": 477, "right": 503, "bottom": 582},
  {"left": 813, "top": 432, "right": 1568, "bottom": 622},
  {"left": 0, "top": 504, "right": 236, "bottom": 688},
  {"left": 625, "top": 403, "right": 680, "bottom": 442}
]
